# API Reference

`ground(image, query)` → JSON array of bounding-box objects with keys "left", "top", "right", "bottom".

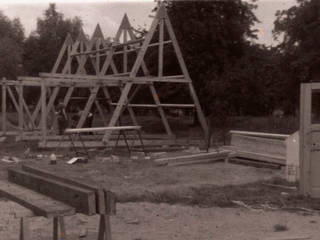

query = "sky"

[{"left": 0, "top": 0, "right": 298, "bottom": 46}]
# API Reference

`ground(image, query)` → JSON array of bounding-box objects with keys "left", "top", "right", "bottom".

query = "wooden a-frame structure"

[{"left": 1, "top": 3, "right": 208, "bottom": 147}]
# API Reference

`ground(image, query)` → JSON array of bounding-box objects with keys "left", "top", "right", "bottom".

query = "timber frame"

[{"left": 1, "top": 3, "right": 208, "bottom": 147}]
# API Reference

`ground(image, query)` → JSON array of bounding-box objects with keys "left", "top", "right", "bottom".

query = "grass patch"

[{"left": 116, "top": 178, "right": 320, "bottom": 212}]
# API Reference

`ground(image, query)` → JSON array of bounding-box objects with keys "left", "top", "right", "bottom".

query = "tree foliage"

[
  {"left": 163, "top": 0, "right": 265, "bottom": 116},
  {"left": 273, "top": 0, "right": 320, "bottom": 112},
  {"left": 0, "top": 11, "right": 25, "bottom": 79},
  {"left": 23, "top": 4, "right": 83, "bottom": 76}
]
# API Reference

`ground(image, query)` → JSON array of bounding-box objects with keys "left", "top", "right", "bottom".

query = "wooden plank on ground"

[
  {"left": 21, "top": 164, "right": 107, "bottom": 214},
  {"left": 230, "top": 130, "right": 289, "bottom": 140},
  {"left": 0, "top": 180, "right": 75, "bottom": 218},
  {"left": 262, "top": 235, "right": 311, "bottom": 240},
  {"left": 154, "top": 151, "right": 230, "bottom": 166},
  {"left": 8, "top": 168, "right": 96, "bottom": 215}
]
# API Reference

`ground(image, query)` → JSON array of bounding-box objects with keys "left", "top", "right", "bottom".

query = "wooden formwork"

[{"left": 0, "top": 3, "right": 208, "bottom": 147}]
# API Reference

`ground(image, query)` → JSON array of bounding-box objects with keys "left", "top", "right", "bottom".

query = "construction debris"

[
  {"left": 262, "top": 235, "right": 311, "bottom": 240},
  {"left": 154, "top": 150, "right": 230, "bottom": 167},
  {"left": 1, "top": 156, "right": 20, "bottom": 163},
  {"left": 263, "top": 183, "right": 297, "bottom": 191},
  {"left": 0, "top": 136, "right": 6, "bottom": 142},
  {"left": 67, "top": 157, "right": 88, "bottom": 164}
]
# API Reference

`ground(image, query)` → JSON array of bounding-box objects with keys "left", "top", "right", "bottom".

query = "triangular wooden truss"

[{"left": 3, "top": 3, "right": 208, "bottom": 145}]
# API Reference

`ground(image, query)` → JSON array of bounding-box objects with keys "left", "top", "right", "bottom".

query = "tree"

[
  {"left": 23, "top": 4, "right": 83, "bottom": 76},
  {"left": 273, "top": 0, "right": 320, "bottom": 113},
  {"left": 160, "top": 1, "right": 260, "bottom": 116},
  {"left": 0, "top": 11, "right": 25, "bottom": 79}
]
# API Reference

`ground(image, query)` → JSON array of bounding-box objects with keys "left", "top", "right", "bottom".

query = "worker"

[{"left": 55, "top": 99, "right": 68, "bottom": 135}]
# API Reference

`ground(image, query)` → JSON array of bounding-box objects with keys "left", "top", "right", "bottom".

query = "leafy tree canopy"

[
  {"left": 0, "top": 11, "right": 24, "bottom": 79},
  {"left": 157, "top": 0, "right": 261, "bottom": 116},
  {"left": 23, "top": 4, "right": 83, "bottom": 76},
  {"left": 273, "top": 0, "right": 320, "bottom": 112}
]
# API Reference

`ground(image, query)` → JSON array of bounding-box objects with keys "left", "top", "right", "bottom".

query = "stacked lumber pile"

[
  {"left": 0, "top": 164, "right": 116, "bottom": 239},
  {"left": 223, "top": 130, "right": 288, "bottom": 166}
]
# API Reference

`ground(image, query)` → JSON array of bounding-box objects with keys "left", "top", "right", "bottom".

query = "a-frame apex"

[
  {"left": 77, "top": 28, "right": 88, "bottom": 43},
  {"left": 119, "top": 13, "right": 132, "bottom": 30},
  {"left": 156, "top": 3, "right": 167, "bottom": 19},
  {"left": 92, "top": 23, "right": 104, "bottom": 40},
  {"left": 64, "top": 33, "right": 74, "bottom": 46}
]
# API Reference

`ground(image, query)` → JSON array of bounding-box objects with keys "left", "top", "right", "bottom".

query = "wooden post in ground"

[
  {"left": 19, "top": 217, "right": 30, "bottom": 240},
  {"left": 163, "top": 6, "right": 209, "bottom": 138},
  {"left": 103, "top": 82, "right": 132, "bottom": 142},
  {"left": 98, "top": 214, "right": 112, "bottom": 240},
  {"left": 41, "top": 80, "right": 47, "bottom": 145},
  {"left": 299, "top": 83, "right": 312, "bottom": 195},
  {"left": 18, "top": 80, "right": 24, "bottom": 138},
  {"left": 2, "top": 78, "right": 7, "bottom": 135},
  {"left": 53, "top": 216, "right": 66, "bottom": 240}
]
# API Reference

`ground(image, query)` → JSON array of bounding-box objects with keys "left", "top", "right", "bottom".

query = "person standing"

[{"left": 55, "top": 99, "right": 68, "bottom": 135}]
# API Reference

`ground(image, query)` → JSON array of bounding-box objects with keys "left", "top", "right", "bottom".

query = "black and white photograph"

[{"left": 0, "top": 0, "right": 319, "bottom": 239}]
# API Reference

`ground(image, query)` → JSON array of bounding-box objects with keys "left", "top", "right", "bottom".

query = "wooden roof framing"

[{"left": 1, "top": 3, "right": 209, "bottom": 145}]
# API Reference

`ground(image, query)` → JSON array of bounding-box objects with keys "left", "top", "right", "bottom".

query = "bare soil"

[{"left": 1, "top": 136, "right": 320, "bottom": 239}]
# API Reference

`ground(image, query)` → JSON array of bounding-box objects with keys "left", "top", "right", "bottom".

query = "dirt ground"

[{"left": 1, "top": 137, "right": 320, "bottom": 239}]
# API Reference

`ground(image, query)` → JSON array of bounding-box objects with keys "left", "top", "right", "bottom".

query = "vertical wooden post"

[
  {"left": 299, "top": 83, "right": 312, "bottom": 195},
  {"left": 103, "top": 83, "right": 132, "bottom": 142},
  {"left": 41, "top": 80, "right": 47, "bottom": 145},
  {"left": 98, "top": 214, "right": 112, "bottom": 240},
  {"left": 18, "top": 81, "right": 24, "bottom": 138},
  {"left": 58, "top": 217, "right": 66, "bottom": 240},
  {"left": 19, "top": 217, "right": 30, "bottom": 240},
  {"left": 149, "top": 84, "right": 173, "bottom": 136},
  {"left": 158, "top": 18, "right": 164, "bottom": 77},
  {"left": 2, "top": 78, "right": 7, "bottom": 135},
  {"left": 123, "top": 30, "right": 128, "bottom": 73},
  {"left": 53, "top": 216, "right": 67, "bottom": 240},
  {"left": 163, "top": 8, "right": 209, "bottom": 138},
  {"left": 96, "top": 39, "right": 101, "bottom": 74},
  {"left": 53, "top": 216, "right": 58, "bottom": 240}
]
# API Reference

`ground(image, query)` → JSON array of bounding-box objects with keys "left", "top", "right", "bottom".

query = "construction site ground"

[{"left": 1, "top": 134, "right": 320, "bottom": 240}]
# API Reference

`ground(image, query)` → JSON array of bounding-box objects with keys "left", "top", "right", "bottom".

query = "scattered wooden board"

[
  {"left": 0, "top": 180, "right": 75, "bottom": 218},
  {"left": 263, "top": 235, "right": 311, "bottom": 240},
  {"left": 8, "top": 168, "right": 96, "bottom": 215},
  {"left": 222, "top": 146, "right": 285, "bottom": 166},
  {"left": 154, "top": 150, "right": 230, "bottom": 166}
]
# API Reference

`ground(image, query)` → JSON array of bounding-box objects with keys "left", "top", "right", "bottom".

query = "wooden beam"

[
  {"left": 149, "top": 84, "right": 173, "bottom": 136},
  {"left": 52, "top": 33, "right": 73, "bottom": 73},
  {"left": 21, "top": 165, "right": 112, "bottom": 214},
  {"left": 41, "top": 81, "right": 47, "bottom": 144},
  {"left": 76, "top": 86, "right": 99, "bottom": 128},
  {"left": 130, "top": 11, "right": 160, "bottom": 77},
  {"left": 109, "top": 103, "right": 195, "bottom": 108},
  {"left": 65, "top": 125, "right": 141, "bottom": 133},
  {"left": 123, "top": 30, "right": 128, "bottom": 73},
  {"left": 8, "top": 168, "right": 96, "bottom": 215},
  {"left": 14, "top": 85, "right": 37, "bottom": 130},
  {"left": 18, "top": 82, "right": 23, "bottom": 135},
  {"left": 119, "top": 84, "right": 139, "bottom": 126},
  {"left": 103, "top": 82, "right": 133, "bottom": 142},
  {"left": 154, "top": 151, "right": 229, "bottom": 166},
  {"left": 0, "top": 180, "right": 75, "bottom": 218},
  {"left": 229, "top": 130, "right": 289, "bottom": 140},
  {"left": 2, "top": 79, "right": 7, "bottom": 134},
  {"left": 158, "top": 18, "right": 164, "bottom": 77}
]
